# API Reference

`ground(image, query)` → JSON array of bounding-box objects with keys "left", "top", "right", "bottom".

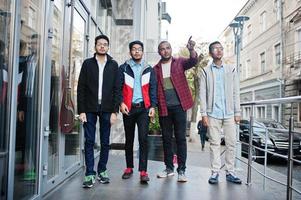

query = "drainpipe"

[{"left": 279, "top": 0, "right": 284, "bottom": 123}]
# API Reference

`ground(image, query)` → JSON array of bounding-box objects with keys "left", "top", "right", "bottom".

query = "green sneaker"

[
  {"left": 23, "top": 170, "right": 36, "bottom": 181},
  {"left": 82, "top": 175, "right": 96, "bottom": 188},
  {"left": 97, "top": 170, "right": 110, "bottom": 184}
]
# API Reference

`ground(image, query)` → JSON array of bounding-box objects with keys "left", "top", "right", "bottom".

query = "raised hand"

[{"left": 186, "top": 36, "right": 196, "bottom": 51}]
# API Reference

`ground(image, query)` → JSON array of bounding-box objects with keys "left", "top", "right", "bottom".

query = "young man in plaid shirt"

[{"left": 154, "top": 37, "right": 198, "bottom": 182}]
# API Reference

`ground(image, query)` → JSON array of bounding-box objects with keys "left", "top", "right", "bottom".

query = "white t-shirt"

[
  {"left": 97, "top": 55, "right": 107, "bottom": 102},
  {"left": 162, "top": 61, "right": 171, "bottom": 78}
]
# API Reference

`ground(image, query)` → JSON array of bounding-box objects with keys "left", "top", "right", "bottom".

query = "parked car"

[{"left": 239, "top": 119, "right": 301, "bottom": 163}]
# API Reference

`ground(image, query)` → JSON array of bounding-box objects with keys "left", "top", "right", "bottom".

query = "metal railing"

[{"left": 239, "top": 96, "right": 301, "bottom": 200}]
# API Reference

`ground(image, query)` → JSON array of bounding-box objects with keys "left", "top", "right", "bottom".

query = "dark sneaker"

[
  {"left": 157, "top": 169, "right": 175, "bottom": 178},
  {"left": 177, "top": 171, "right": 187, "bottom": 182},
  {"left": 140, "top": 171, "right": 150, "bottom": 183},
  {"left": 97, "top": 170, "right": 110, "bottom": 184},
  {"left": 226, "top": 172, "right": 242, "bottom": 184},
  {"left": 122, "top": 168, "right": 133, "bottom": 179},
  {"left": 83, "top": 175, "right": 96, "bottom": 188},
  {"left": 208, "top": 172, "right": 219, "bottom": 184}
]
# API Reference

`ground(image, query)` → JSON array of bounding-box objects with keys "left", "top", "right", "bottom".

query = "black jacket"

[
  {"left": 197, "top": 120, "right": 207, "bottom": 134},
  {"left": 77, "top": 54, "right": 119, "bottom": 113}
]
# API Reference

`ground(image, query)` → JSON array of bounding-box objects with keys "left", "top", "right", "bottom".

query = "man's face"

[
  {"left": 95, "top": 38, "right": 109, "bottom": 55},
  {"left": 158, "top": 42, "right": 172, "bottom": 60},
  {"left": 210, "top": 43, "right": 224, "bottom": 60},
  {"left": 130, "top": 44, "right": 143, "bottom": 61}
]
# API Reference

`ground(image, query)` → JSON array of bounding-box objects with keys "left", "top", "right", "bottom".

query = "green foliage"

[{"left": 149, "top": 108, "right": 161, "bottom": 135}]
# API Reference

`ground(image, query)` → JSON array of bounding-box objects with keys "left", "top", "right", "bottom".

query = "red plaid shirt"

[{"left": 154, "top": 56, "right": 198, "bottom": 116}]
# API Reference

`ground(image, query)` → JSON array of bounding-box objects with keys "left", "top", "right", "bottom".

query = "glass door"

[
  {"left": 14, "top": 0, "right": 45, "bottom": 199},
  {"left": 63, "top": 1, "right": 88, "bottom": 170},
  {"left": 0, "top": 1, "right": 13, "bottom": 199},
  {"left": 41, "top": 0, "right": 88, "bottom": 195}
]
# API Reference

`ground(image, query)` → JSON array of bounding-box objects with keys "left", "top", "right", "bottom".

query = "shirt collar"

[
  {"left": 96, "top": 55, "right": 107, "bottom": 64},
  {"left": 128, "top": 59, "right": 144, "bottom": 68},
  {"left": 211, "top": 61, "right": 224, "bottom": 69}
]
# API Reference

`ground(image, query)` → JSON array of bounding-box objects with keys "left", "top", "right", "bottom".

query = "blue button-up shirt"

[
  {"left": 128, "top": 59, "right": 144, "bottom": 103},
  {"left": 208, "top": 64, "right": 234, "bottom": 119}
]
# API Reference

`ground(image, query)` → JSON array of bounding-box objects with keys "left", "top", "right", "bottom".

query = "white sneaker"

[{"left": 157, "top": 169, "right": 175, "bottom": 178}]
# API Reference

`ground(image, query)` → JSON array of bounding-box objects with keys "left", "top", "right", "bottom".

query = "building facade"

[
  {"left": 219, "top": 0, "right": 284, "bottom": 122},
  {"left": 0, "top": 0, "right": 170, "bottom": 199},
  {"left": 282, "top": 0, "right": 301, "bottom": 130}
]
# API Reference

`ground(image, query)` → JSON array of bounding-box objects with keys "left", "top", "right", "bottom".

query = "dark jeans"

[
  {"left": 199, "top": 131, "right": 206, "bottom": 147},
  {"left": 159, "top": 105, "right": 187, "bottom": 172},
  {"left": 83, "top": 105, "right": 111, "bottom": 176},
  {"left": 123, "top": 107, "right": 149, "bottom": 172}
]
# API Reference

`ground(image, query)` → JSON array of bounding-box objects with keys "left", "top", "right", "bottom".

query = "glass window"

[
  {"left": 299, "top": 90, "right": 301, "bottom": 122},
  {"left": 14, "top": 1, "right": 43, "bottom": 199},
  {"left": 260, "top": 11, "right": 266, "bottom": 32},
  {"left": 256, "top": 106, "right": 266, "bottom": 119},
  {"left": 260, "top": 52, "right": 266, "bottom": 73},
  {"left": 246, "top": 24, "right": 251, "bottom": 44},
  {"left": 272, "top": 105, "right": 280, "bottom": 122},
  {"left": 243, "top": 106, "right": 251, "bottom": 119},
  {"left": 297, "top": 29, "right": 301, "bottom": 53},
  {"left": 274, "top": 0, "right": 281, "bottom": 21},
  {"left": 0, "top": 1, "right": 13, "bottom": 199},
  {"left": 244, "top": 59, "right": 251, "bottom": 79},
  {"left": 48, "top": 0, "right": 64, "bottom": 180},
  {"left": 89, "top": 20, "right": 97, "bottom": 57},
  {"left": 64, "top": 9, "right": 85, "bottom": 169},
  {"left": 275, "top": 43, "right": 281, "bottom": 68}
]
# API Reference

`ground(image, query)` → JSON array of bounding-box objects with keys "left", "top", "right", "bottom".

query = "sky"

[{"left": 162, "top": 0, "right": 249, "bottom": 51}]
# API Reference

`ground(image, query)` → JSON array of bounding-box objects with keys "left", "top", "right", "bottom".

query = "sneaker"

[
  {"left": 157, "top": 168, "right": 175, "bottom": 178},
  {"left": 226, "top": 172, "right": 242, "bottom": 184},
  {"left": 23, "top": 170, "right": 36, "bottom": 181},
  {"left": 177, "top": 171, "right": 187, "bottom": 182},
  {"left": 97, "top": 170, "right": 110, "bottom": 184},
  {"left": 140, "top": 171, "right": 150, "bottom": 183},
  {"left": 208, "top": 172, "right": 219, "bottom": 184},
  {"left": 82, "top": 175, "right": 96, "bottom": 188},
  {"left": 122, "top": 168, "right": 133, "bottom": 179}
]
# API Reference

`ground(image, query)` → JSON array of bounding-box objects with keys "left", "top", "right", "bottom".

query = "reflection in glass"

[
  {"left": 48, "top": 0, "right": 64, "bottom": 179},
  {"left": 14, "top": 1, "right": 42, "bottom": 199},
  {"left": 64, "top": 9, "right": 85, "bottom": 169},
  {"left": 0, "top": 1, "right": 12, "bottom": 199}
]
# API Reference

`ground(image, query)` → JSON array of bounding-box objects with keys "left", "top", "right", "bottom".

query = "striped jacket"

[{"left": 116, "top": 60, "right": 157, "bottom": 111}]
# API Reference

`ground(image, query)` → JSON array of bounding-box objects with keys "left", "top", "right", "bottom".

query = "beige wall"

[{"left": 219, "top": 0, "right": 282, "bottom": 90}]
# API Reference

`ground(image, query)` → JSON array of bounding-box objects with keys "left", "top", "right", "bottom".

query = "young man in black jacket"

[{"left": 77, "top": 35, "right": 119, "bottom": 188}]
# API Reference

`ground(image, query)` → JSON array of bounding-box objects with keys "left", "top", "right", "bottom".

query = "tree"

[{"left": 177, "top": 42, "right": 210, "bottom": 142}]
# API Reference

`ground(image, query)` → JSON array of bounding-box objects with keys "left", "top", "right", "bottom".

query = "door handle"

[{"left": 44, "top": 126, "right": 51, "bottom": 137}]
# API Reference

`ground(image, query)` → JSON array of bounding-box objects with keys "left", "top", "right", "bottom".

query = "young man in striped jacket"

[{"left": 116, "top": 40, "right": 157, "bottom": 183}]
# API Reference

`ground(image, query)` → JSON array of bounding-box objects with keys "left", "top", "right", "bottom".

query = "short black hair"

[
  {"left": 209, "top": 41, "right": 222, "bottom": 53},
  {"left": 95, "top": 35, "right": 109, "bottom": 46},
  {"left": 158, "top": 41, "right": 170, "bottom": 51},
  {"left": 129, "top": 40, "right": 144, "bottom": 51}
]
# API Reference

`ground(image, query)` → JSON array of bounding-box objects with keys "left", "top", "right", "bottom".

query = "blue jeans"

[{"left": 83, "top": 106, "right": 111, "bottom": 176}]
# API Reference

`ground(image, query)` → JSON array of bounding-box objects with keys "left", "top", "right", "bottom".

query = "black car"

[{"left": 239, "top": 119, "right": 301, "bottom": 163}]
